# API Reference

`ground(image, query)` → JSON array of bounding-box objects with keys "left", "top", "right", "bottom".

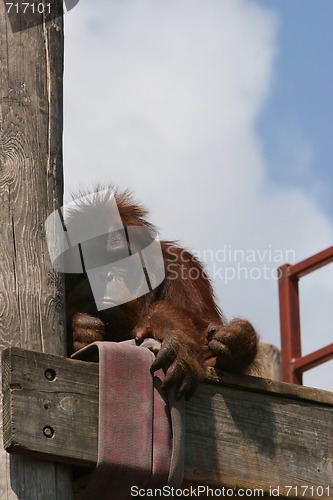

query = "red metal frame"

[{"left": 278, "top": 246, "right": 333, "bottom": 384}]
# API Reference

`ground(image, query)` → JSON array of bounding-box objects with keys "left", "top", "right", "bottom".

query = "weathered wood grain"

[
  {"left": 257, "top": 342, "right": 281, "bottom": 381},
  {"left": 185, "top": 383, "right": 333, "bottom": 498},
  {"left": 2, "top": 348, "right": 98, "bottom": 465},
  {"left": 3, "top": 347, "right": 333, "bottom": 499},
  {"left": 0, "top": 3, "right": 71, "bottom": 497},
  {"left": 205, "top": 366, "right": 333, "bottom": 406}
]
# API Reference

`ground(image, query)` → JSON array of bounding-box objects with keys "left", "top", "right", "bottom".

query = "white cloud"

[{"left": 64, "top": 0, "right": 333, "bottom": 390}]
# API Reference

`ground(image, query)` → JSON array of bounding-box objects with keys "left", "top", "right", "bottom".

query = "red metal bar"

[
  {"left": 292, "top": 343, "right": 333, "bottom": 373},
  {"left": 278, "top": 264, "right": 302, "bottom": 384},
  {"left": 278, "top": 246, "right": 333, "bottom": 385},
  {"left": 288, "top": 245, "right": 333, "bottom": 279}
]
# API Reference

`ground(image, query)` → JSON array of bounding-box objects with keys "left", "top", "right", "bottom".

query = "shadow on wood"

[{"left": 2, "top": 347, "right": 333, "bottom": 499}]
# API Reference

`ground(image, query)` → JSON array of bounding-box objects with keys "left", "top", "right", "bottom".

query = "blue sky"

[
  {"left": 64, "top": 0, "right": 333, "bottom": 390},
  {"left": 256, "top": 0, "right": 333, "bottom": 216}
]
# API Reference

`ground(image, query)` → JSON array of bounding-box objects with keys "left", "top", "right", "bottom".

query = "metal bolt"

[
  {"left": 45, "top": 369, "right": 56, "bottom": 381},
  {"left": 43, "top": 426, "right": 54, "bottom": 438}
]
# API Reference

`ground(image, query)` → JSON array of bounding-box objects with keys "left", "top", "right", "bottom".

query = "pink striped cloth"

[{"left": 72, "top": 341, "right": 185, "bottom": 499}]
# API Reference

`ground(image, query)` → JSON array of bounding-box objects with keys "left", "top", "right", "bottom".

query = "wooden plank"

[
  {"left": 185, "top": 383, "right": 333, "bottom": 498},
  {"left": 205, "top": 367, "right": 333, "bottom": 406},
  {"left": 3, "top": 347, "right": 333, "bottom": 499},
  {"left": 257, "top": 342, "right": 281, "bottom": 382},
  {"left": 2, "top": 348, "right": 98, "bottom": 465}
]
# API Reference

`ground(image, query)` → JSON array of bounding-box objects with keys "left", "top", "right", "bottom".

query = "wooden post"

[{"left": 0, "top": 4, "right": 72, "bottom": 499}]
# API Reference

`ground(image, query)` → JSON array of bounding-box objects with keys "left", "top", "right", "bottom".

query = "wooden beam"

[
  {"left": 3, "top": 347, "right": 333, "bottom": 499},
  {"left": 2, "top": 348, "right": 98, "bottom": 466},
  {"left": 0, "top": 3, "right": 71, "bottom": 497}
]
